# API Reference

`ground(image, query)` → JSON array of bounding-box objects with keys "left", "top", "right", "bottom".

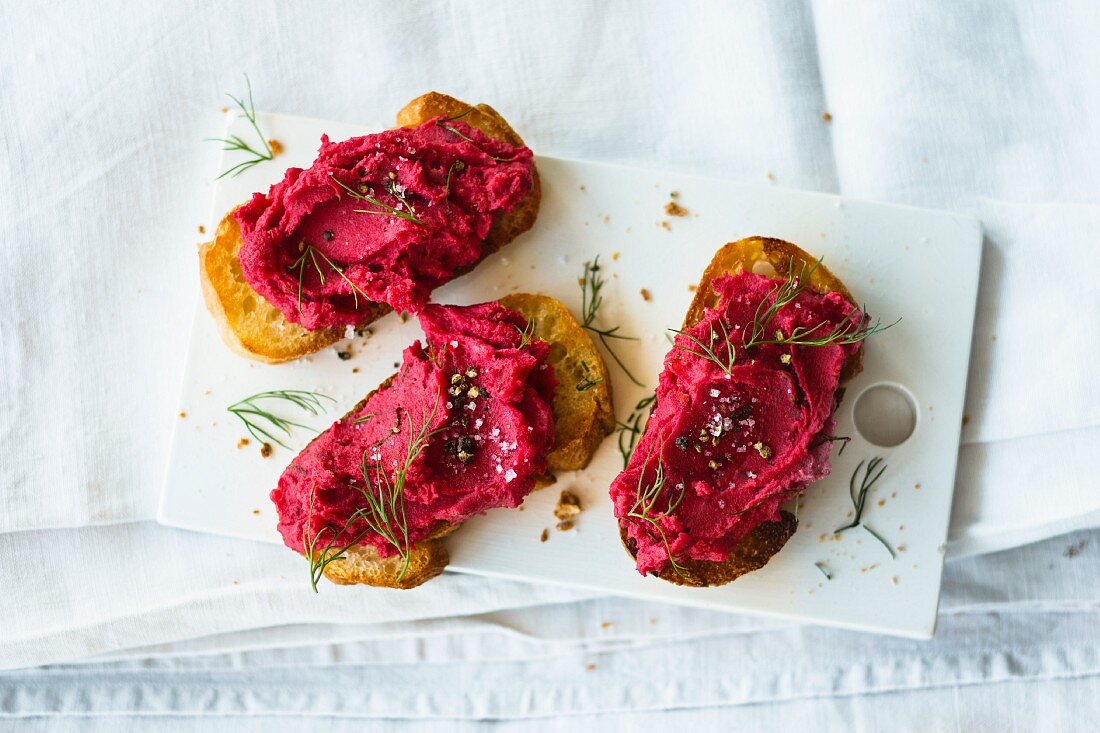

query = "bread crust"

[
  {"left": 199, "top": 93, "right": 541, "bottom": 363},
  {"left": 304, "top": 293, "right": 613, "bottom": 589},
  {"left": 621, "top": 236, "right": 862, "bottom": 586}
]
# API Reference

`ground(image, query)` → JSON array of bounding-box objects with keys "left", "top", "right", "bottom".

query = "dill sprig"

[
  {"left": 580, "top": 257, "right": 643, "bottom": 387},
  {"left": 305, "top": 399, "right": 441, "bottom": 590},
  {"left": 435, "top": 121, "right": 513, "bottom": 162},
  {"left": 617, "top": 394, "right": 655, "bottom": 468},
  {"left": 628, "top": 451, "right": 687, "bottom": 577},
  {"left": 514, "top": 318, "right": 536, "bottom": 349},
  {"left": 443, "top": 159, "right": 466, "bottom": 198},
  {"left": 743, "top": 256, "right": 899, "bottom": 349},
  {"left": 288, "top": 243, "right": 371, "bottom": 313},
  {"left": 835, "top": 456, "right": 896, "bottom": 558},
  {"left": 576, "top": 361, "right": 604, "bottom": 392},
  {"left": 812, "top": 434, "right": 851, "bottom": 456},
  {"left": 207, "top": 74, "right": 275, "bottom": 180},
  {"left": 815, "top": 561, "right": 833, "bottom": 580},
  {"left": 330, "top": 173, "right": 426, "bottom": 226},
  {"left": 227, "top": 390, "right": 335, "bottom": 449},
  {"left": 669, "top": 319, "right": 736, "bottom": 375}
]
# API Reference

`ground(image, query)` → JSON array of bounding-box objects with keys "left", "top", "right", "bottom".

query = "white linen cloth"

[{"left": 1, "top": 0, "right": 1099, "bottom": 723}]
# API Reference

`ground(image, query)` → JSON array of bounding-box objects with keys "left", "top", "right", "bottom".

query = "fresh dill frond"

[
  {"left": 305, "top": 397, "right": 442, "bottom": 590},
  {"left": 288, "top": 243, "right": 371, "bottom": 313},
  {"left": 579, "top": 257, "right": 643, "bottom": 387},
  {"left": 814, "top": 561, "right": 833, "bottom": 580},
  {"left": 514, "top": 318, "right": 536, "bottom": 349},
  {"left": 813, "top": 434, "right": 852, "bottom": 456},
  {"left": 575, "top": 361, "right": 603, "bottom": 392},
  {"left": 434, "top": 121, "right": 513, "bottom": 162},
  {"left": 835, "top": 456, "right": 896, "bottom": 558},
  {"left": 627, "top": 450, "right": 687, "bottom": 577},
  {"left": 330, "top": 173, "right": 426, "bottom": 226},
  {"left": 227, "top": 390, "right": 335, "bottom": 450},
  {"left": 743, "top": 256, "right": 899, "bottom": 349},
  {"left": 207, "top": 74, "right": 275, "bottom": 180},
  {"left": 616, "top": 394, "right": 655, "bottom": 468},
  {"left": 669, "top": 319, "right": 736, "bottom": 375}
]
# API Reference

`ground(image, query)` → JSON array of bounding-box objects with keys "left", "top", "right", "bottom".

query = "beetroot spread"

[
  {"left": 610, "top": 271, "right": 864, "bottom": 576},
  {"left": 272, "top": 302, "right": 556, "bottom": 559},
  {"left": 235, "top": 119, "right": 534, "bottom": 330}
]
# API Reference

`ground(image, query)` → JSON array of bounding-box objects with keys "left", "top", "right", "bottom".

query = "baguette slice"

[
  {"left": 199, "top": 93, "right": 541, "bottom": 364},
  {"left": 621, "top": 236, "right": 863, "bottom": 587},
  {"left": 312, "top": 293, "right": 613, "bottom": 589}
]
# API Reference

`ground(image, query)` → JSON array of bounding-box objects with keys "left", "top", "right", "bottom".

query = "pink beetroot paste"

[
  {"left": 235, "top": 119, "right": 534, "bottom": 329},
  {"left": 272, "top": 301, "right": 556, "bottom": 558},
  {"left": 610, "top": 271, "right": 864, "bottom": 576}
]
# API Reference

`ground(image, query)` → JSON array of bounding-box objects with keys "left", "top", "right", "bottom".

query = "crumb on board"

[
  {"left": 579, "top": 184, "right": 586, "bottom": 192},
  {"left": 670, "top": 191, "right": 680, "bottom": 198},
  {"left": 198, "top": 225, "right": 206, "bottom": 234},
  {"left": 891, "top": 576, "right": 898, "bottom": 585},
  {"left": 602, "top": 214, "right": 610, "bottom": 224},
  {"left": 178, "top": 411, "right": 187, "bottom": 418},
  {"left": 1066, "top": 540, "right": 1087, "bottom": 558},
  {"left": 664, "top": 201, "right": 688, "bottom": 217},
  {"left": 659, "top": 220, "right": 671, "bottom": 231},
  {"left": 649, "top": 617, "right": 657, "bottom": 624},
  {"left": 556, "top": 520, "right": 574, "bottom": 531},
  {"left": 600, "top": 621, "right": 613, "bottom": 629},
  {"left": 352, "top": 367, "right": 360, "bottom": 373},
  {"left": 268, "top": 139, "right": 284, "bottom": 156},
  {"left": 585, "top": 663, "right": 596, "bottom": 671},
  {"left": 962, "top": 415, "right": 970, "bottom": 426},
  {"left": 766, "top": 171, "right": 776, "bottom": 181},
  {"left": 220, "top": 106, "right": 228, "bottom": 113},
  {"left": 336, "top": 348, "right": 352, "bottom": 360},
  {"left": 688, "top": 283, "right": 698, "bottom": 292},
  {"left": 822, "top": 111, "right": 833, "bottom": 123},
  {"left": 251, "top": 509, "right": 261, "bottom": 515},
  {"left": 398, "top": 313, "right": 408, "bottom": 323},
  {"left": 915, "top": 483, "right": 921, "bottom": 490},
  {"left": 612, "top": 251, "right": 621, "bottom": 261},
  {"left": 237, "top": 438, "right": 250, "bottom": 450},
  {"left": 554, "top": 490, "right": 582, "bottom": 522},
  {"left": 640, "top": 288, "right": 651, "bottom": 301},
  {"left": 540, "top": 528, "right": 549, "bottom": 543},
  {"left": 260, "top": 442, "right": 273, "bottom": 458}
]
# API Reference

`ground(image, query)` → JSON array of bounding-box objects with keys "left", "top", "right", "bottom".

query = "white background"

[{"left": 2, "top": 0, "right": 1099, "bottom": 729}]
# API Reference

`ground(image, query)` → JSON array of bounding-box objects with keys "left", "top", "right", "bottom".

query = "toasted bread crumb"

[
  {"left": 251, "top": 508, "right": 261, "bottom": 515},
  {"left": 554, "top": 490, "right": 582, "bottom": 521},
  {"left": 268, "top": 139, "right": 284, "bottom": 157},
  {"left": 260, "top": 442, "right": 273, "bottom": 458},
  {"left": 585, "top": 663, "right": 596, "bottom": 671},
  {"left": 178, "top": 411, "right": 187, "bottom": 418},
  {"left": 664, "top": 201, "right": 688, "bottom": 217},
  {"left": 688, "top": 283, "right": 698, "bottom": 292},
  {"left": 659, "top": 220, "right": 671, "bottom": 231},
  {"left": 876, "top": 498, "right": 885, "bottom": 507},
  {"left": 398, "top": 313, "right": 408, "bottom": 323},
  {"left": 352, "top": 367, "right": 360, "bottom": 373},
  {"left": 237, "top": 438, "right": 250, "bottom": 449},
  {"left": 336, "top": 347, "right": 352, "bottom": 360},
  {"left": 766, "top": 172, "right": 776, "bottom": 181},
  {"left": 670, "top": 191, "right": 680, "bottom": 198},
  {"left": 891, "top": 576, "right": 898, "bottom": 585},
  {"left": 198, "top": 225, "right": 206, "bottom": 234},
  {"left": 640, "top": 288, "right": 651, "bottom": 302},
  {"left": 556, "top": 520, "right": 574, "bottom": 531},
  {"left": 822, "top": 111, "right": 833, "bottom": 123},
  {"left": 600, "top": 621, "right": 613, "bottom": 629},
  {"left": 612, "top": 251, "right": 621, "bottom": 261},
  {"left": 220, "top": 106, "right": 228, "bottom": 114},
  {"left": 233, "top": 579, "right": 240, "bottom": 585},
  {"left": 962, "top": 415, "right": 970, "bottom": 426},
  {"left": 540, "top": 528, "right": 549, "bottom": 543},
  {"left": 915, "top": 483, "right": 921, "bottom": 490},
  {"left": 579, "top": 184, "right": 586, "bottom": 192}
]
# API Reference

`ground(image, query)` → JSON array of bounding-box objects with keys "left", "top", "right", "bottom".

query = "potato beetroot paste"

[
  {"left": 235, "top": 119, "right": 534, "bottom": 330},
  {"left": 610, "top": 272, "right": 864, "bottom": 576},
  {"left": 272, "top": 301, "right": 556, "bottom": 558}
]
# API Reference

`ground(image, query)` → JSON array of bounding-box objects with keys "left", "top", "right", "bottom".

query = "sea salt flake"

[
  {"left": 504, "top": 469, "right": 517, "bottom": 483},
  {"left": 709, "top": 389, "right": 720, "bottom": 398}
]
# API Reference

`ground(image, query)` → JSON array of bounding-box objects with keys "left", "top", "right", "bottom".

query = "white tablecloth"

[{"left": 2, "top": 0, "right": 1098, "bottom": 727}]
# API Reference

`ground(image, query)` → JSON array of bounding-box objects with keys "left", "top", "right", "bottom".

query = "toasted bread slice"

[
  {"left": 621, "top": 236, "right": 862, "bottom": 587},
  {"left": 199, "top": 93, "right": 541, "bottom": 364},
  {"left": 313, "top": 293, "right": 613, "bottom": 589}
]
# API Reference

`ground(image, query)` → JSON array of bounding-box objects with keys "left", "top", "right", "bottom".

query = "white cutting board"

[{"left": 159, "top": 111, "right": 982, "bottom": 638}]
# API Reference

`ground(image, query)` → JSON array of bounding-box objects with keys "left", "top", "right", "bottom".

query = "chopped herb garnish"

[
  {"left": 330, "top": 173, "right": 426, "bottom": 225},
  {"left": 835, "top": 456, "right": 896, "bottom": 558},
  {"left": 669, "top": 318, "right": 736, "bottom": 376},
  {"left": 206, "top": 74, "right": 275, "bottom": 180},
  {"left": 227, "top": 390, "right": 335, "bottom": 450},
  {"left": 580, "top": 257, "right": 643, "bottom": 387},
  {"left": 576, "top": 361, "right": 603, "bottom": 392},
  {"left": 288, "top": 243, "right": 371, "bottom": 313},
  {"left": 616, "top": 395, "right": 655, "bottom": 468},
  {"left": 628, "top": 451, "right": 686, "bottom": 578}
]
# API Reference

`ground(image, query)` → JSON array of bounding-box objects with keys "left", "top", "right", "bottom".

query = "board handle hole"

[{"left": 853, "top": 383, "right": 918, "bottom": 448}]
